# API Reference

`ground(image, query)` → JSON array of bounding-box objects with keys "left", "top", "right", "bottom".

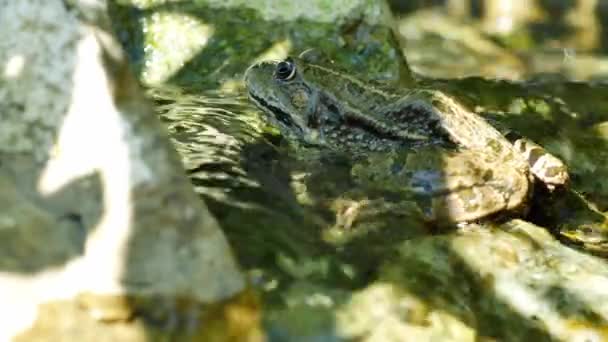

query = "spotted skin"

[{"left": 244, "top": 56, "right": 569, "bottom": 222}]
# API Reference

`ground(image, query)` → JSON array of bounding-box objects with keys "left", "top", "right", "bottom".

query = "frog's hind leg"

[
  {"left": 408, "top": 149, "right": 532, "bottom": 223},
  {"left": 430, "top": 167, "right": 530, "bottom": 223}
]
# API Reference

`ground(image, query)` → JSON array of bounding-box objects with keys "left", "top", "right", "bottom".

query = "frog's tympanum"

[{"left": 244, "top": 55, "right": 569, "bottom": 223}]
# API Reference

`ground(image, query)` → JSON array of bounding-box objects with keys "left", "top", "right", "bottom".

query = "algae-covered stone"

[
  {"left": 109, "top": 0, "right": 414, "bottom": 89},
  {"left": 335, "top": 220, "right": 608, "bottom": 341},
  {"left": 258, "top": 221, "right": 608, "bottom": 341}
]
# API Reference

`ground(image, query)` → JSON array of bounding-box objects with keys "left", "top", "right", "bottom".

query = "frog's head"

[{"left": 245, "top": 57, "right": 329, "bottom": 145}]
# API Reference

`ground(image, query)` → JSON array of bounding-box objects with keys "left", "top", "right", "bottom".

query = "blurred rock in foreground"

[{"left": 0, "top": 0, "right": 255, "bottom": 340}]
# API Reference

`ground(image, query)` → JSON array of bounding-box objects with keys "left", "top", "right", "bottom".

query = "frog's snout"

[
  {"left": 243, "top": 63, "right": 259, "bottom": 88},
  {"left": 244, "top": 60, "right": 277, "bottom": 87}
]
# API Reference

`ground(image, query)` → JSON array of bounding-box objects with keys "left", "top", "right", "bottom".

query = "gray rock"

[{"left": 0, "top": 0, "right": 246, "bottom": 340}]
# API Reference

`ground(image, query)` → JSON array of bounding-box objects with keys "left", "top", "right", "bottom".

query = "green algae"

[{"left": 109, "top": 0, "right": 410, "bottom": 90}]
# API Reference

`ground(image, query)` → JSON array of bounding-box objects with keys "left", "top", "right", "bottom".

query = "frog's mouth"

[{"left": 248, "top": 91, "right": 305, "bottom": 136}]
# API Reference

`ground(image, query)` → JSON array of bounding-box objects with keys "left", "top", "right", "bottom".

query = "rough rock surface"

[
  {"left": 0, "top": 0, "right": 249, "bottom": 340},
  {"left": 341, "top": 220, "right": 608, "bottom": 341},
  {"left": 265, "top": 221, "right": 608, "bottom": 341},
  {"left": 110, "top": 0, "right": 414, "bottom": 89}
]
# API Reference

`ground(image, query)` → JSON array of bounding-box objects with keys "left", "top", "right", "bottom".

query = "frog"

[{"left": 244, "top": 54, "right": 569, "bottom": 224}]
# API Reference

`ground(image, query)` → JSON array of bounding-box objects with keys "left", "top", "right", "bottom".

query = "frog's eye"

[{"left": 275, "top": 58, "right": 296, "bottom": 81}]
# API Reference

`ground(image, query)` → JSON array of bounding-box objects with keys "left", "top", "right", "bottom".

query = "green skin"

[{"left": 244, "top": 55, "right": 569, "bottom": 223}]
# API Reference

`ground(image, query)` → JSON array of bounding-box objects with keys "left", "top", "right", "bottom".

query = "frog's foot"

[
  {"left": 332, "top": 198, "right": 371, "bottom": 230},
  {"left": 559, "top": 223, "right": 608, "bottom": 257},
  {"left": 329, "top": 196, "right": 421, "bottom": 231}
]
